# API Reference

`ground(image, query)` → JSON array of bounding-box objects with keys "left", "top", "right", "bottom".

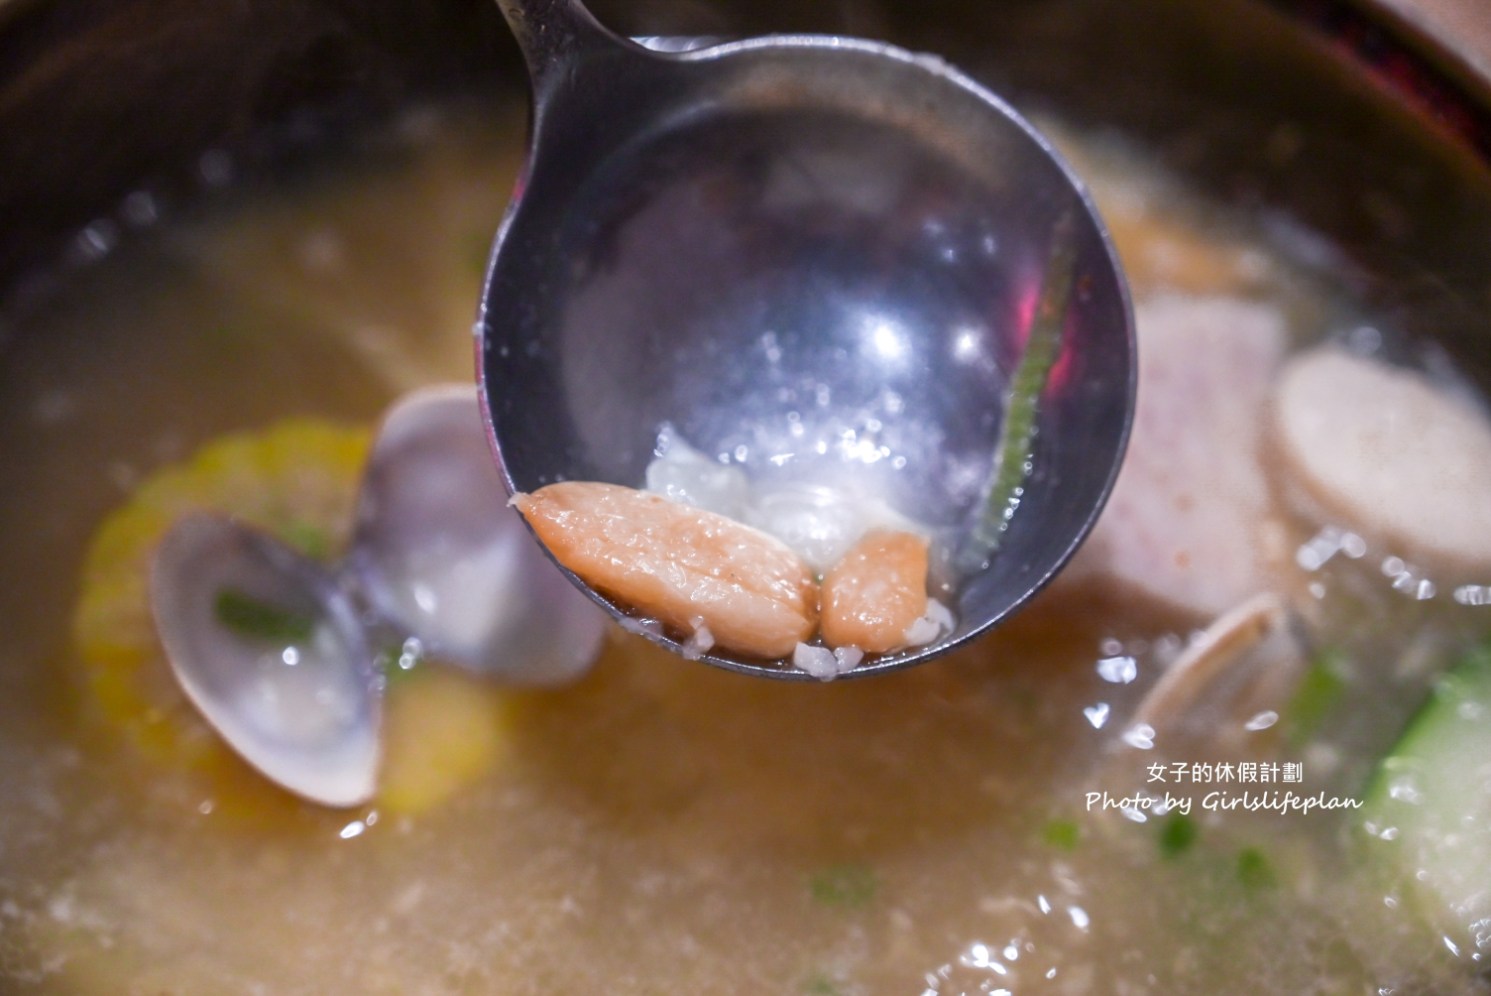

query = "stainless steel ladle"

[{"left": 478, "top": 0, "right": 1135, "bottom": 679}]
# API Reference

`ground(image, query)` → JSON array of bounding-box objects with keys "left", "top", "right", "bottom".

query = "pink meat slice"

[{"left": 1054, "top": 293, "right": 1288, "bottom": 618}]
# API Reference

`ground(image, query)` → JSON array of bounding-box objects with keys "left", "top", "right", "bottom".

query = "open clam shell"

[
  {"left": 150, "top": 512, "right": 381, "bottom": 807},
  {"left": 350, "top": 385, "right": 607, "bottom": 685}
]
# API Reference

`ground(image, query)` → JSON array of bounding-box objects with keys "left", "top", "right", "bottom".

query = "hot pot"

[{"left": 1, "top": 0, "right": 1489, "bottom": 991}]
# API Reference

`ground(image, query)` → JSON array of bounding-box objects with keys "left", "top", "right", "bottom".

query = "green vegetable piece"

[
  {"left": 1285, "top": 647, "right": 1347, "bottom": 745},
  {"left": 1365, "top": 639, "right": 1491, "bottom": 945},
  {"left": 213, "top": 588, "right": 317, "bottom": 644},
  {"left": 1042, "top": 818, "right": 1081, "bottom": 850},
  {"left": 809, "top": 864, "right": 878, "bottom": 908},
  {"left": 804, "top": 975, "right": 843, "bottom": 996},
  {"left": 1236, "top": 847, "right": 1275, "bottom": 889},
  {"left": 1158, "top": 811, "right": 1198, "bottom": 858},
  {"left": 958, "top": 209, "right": 1074, "bottom": 571}
]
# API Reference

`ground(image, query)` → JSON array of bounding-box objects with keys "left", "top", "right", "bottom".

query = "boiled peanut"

[
  {"left": 819, "top": 529, "right": 930, "bottom": 653},
  {"left": 513, "top": 482, "right": 817, "bottom": 659}
]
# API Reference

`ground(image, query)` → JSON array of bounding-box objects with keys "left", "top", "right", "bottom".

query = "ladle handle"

[{"left": 497, "top": 0, "right": 634, "bottom": 92}]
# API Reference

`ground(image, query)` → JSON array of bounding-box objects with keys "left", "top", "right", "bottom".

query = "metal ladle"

[{"left": 478, "top": 0, "right": 1135, "bottom": 679}]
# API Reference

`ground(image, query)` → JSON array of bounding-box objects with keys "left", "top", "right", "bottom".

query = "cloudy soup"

[{"left": 1, "top": 95, "right": 1490, "bottom": 995}]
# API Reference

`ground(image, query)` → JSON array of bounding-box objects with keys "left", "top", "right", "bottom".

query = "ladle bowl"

[{"left": 478, "top": 0, "right": 1135, "bottom": 678}]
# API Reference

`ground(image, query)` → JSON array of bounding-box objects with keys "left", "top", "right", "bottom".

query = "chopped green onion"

[
  {"left": 1285, "top": 647, "right": 1347, "bottom": 745},
  {"left": 1042, "top": 818, "right": 1081, "bottom": 850},
  {"left": 809, "top": 864, "right": 878, "bottom": 908},
  {"left": 213, "top": 588, "right": 317, "bottom": 644},
  {"left": 804, "top": 975, "right": 844, "bottom": 996},
  {"left": 1158, "top": 812, "right": 1197, "bottom": 858},
  {"left": 1236, "top": 847, "right": 1276, "bottom": 889}
]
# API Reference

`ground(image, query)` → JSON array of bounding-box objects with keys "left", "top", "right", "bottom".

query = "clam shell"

[
  {"left": 150, "top": 512, "right": 380, "bottom": 807},
  {"left": 351, "top": 385, "right": 606, "bottom": 685}
]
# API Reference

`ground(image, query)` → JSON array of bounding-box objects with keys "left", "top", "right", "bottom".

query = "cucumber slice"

[{"left": 1366, "top": 641, "right": 1491, "bottom": 954}]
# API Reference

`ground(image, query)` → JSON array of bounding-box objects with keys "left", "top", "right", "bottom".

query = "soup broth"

[{"left": 0, "top": 99, "right": 1488, "bottom": 994}]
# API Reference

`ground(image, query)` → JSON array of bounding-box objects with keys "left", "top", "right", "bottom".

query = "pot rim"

[{"left": 1282, "top": 0, "right": 1491, "bottom": 160}]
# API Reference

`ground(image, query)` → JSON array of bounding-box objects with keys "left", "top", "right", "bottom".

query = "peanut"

[
  {"left": 819, "top": 529, "right": 930, "bottom": 653},
  {"left": 513, "top": 482, "right": 817, "bottom": 659}
]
